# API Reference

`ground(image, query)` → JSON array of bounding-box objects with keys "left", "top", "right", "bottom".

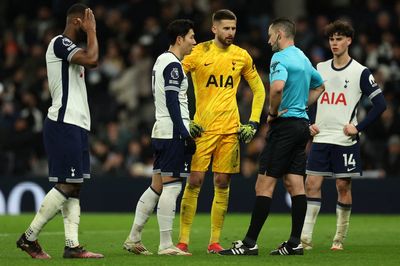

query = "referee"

[{"left": 220, "top": 17, "right": 325, "bottom": 256}]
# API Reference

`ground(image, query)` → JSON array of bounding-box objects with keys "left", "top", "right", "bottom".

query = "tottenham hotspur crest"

[
  {"left": 70, "top": 167, "right": 76, "bottom": 177},
  {"left": 171, "top": 68, "right": 179, "bottom": 79}
]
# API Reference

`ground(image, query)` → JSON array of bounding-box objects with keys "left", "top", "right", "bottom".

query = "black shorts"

[{"left": 258, "top": 118, "right": 309, "bottom": 178}]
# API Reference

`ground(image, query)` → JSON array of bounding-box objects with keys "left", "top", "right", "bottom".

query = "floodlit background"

[{"left": 0, "top": 0, "right": 399, "bottom": 215}]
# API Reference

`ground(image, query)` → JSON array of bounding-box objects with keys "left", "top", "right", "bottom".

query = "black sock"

[
  {"left": 243, "top": 196, "right": 272, "bottom": 247},
  {"left": 288, "top": 194, "right": 307, "bottom": 247}
]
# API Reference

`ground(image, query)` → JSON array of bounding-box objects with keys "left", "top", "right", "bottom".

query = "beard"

[
  {"left": 271, "top": 42, "right": 280, "bottom": 52},
  {"left": 217, "top": 35, "right": 234, "bottom": 47}
]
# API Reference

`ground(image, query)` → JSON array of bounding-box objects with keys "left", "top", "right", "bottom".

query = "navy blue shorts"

[
  {"left": 43, "top": 118, "right": 90, "bottom": 183},
  {"left": 258, "top": 118, "right": 309, "bottom": 178},
  {"left": 306, "top": 142, "right": 362, "bottom": 178},
  {"left": 152, "top": 138, "right": 192, "bottom": 178}
]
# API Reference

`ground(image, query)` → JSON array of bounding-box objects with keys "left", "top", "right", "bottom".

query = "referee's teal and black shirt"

[{"left": 269, "top": 45, "right": 323, "bottom": 120}]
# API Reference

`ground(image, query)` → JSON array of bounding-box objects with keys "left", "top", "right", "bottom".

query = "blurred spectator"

[
  {"left": 383, "top": 135, "right": 400, "bottom": 177},
  {"left": 1, "top": 0, "right": 400, "bottom": 178},
  {"left": 109, "top": 44, "right": 152, "bottom": 118}
]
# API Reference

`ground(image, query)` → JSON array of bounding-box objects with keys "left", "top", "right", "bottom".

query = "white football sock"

[
  {"left": 128, "top": 187, "right": 160, "bottom": 242},
  {"left": 301, "top": 199, "right": 321, "bottom": 243},
  {"left": 25, "top": 188, "right": 67, "bottom": 241},
  {"left": 157, "top": 182, "right": 182, "bottom": 250},
  {"left": 333, "top": 203, "right": 352, "bottom": 243},
  {"left": 62, "top": 197, "right": 80, "bottom": 248}
]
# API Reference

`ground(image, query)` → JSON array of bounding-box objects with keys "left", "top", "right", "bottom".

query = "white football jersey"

[
  {"left": 46, "top": 35, "right": 90, "bottom": 130},
  {"left": 313, "top": 59, "right": 382, "bottom": 146},
  {"left": 151, "top": 52, "right": 190, "bottom": 139}
]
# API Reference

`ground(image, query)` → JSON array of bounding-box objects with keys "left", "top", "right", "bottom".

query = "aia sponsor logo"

[
  {"left": 319, "top": 91, "right": 347, "bottom": 105},
  {"left": 206, "top": 75, "right": 233, "bottom": 88}
]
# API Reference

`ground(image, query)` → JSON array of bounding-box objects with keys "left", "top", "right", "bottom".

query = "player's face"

[
  {"left": 181, "top": 29, "right": 196, "bottom": 56},
  {"left": 268, "top": 26, "right": 280, "bottom": 52},
  {"left": 212, "top": 19, "right": 236, "bottom": 47},
  {"left": 329, "top": 33, "right": 351, "bottom": 57}
]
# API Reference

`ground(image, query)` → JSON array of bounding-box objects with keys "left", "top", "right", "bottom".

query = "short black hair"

[
  {"left": 167, "top": 19, "right": 194, "bottom": 45},
  {"left": 325, "top": 20, "right": 354, "bottom": 39},
  {"left": 67, "top": 3, "right": 88, "bottom": 17},
  {"left": 212, "top": 9, "right": 236, "bottom": 23},
  {"left": 270, "top": 18, "right": 296, "bottom": 39}
]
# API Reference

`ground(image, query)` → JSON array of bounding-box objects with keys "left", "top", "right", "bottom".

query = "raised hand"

[{"left": 79, "top": 8, "right": 96, "bottom": 33}]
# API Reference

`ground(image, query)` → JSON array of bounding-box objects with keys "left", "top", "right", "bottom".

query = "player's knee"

[
  {"left": 150, "top": 184, "right": 163, "bottom": 194},
  {"left": 305, "top": 177, "right": 318, "bottom": 188},
  {"left": 214, "top": 173, "right": 230, "bottom": 188},
  {"left": 163, "top": 182, "right": 182, "bottom": 198},
  {"left": 337, "top": 183, "right": 351, "bottom": 195},
  {"left": 255, "top": 183, "right": 273, "bottom": 197},
  {"left": 187, "top": 177, "right": 203, "bottom": 188},
  {"left": 336, "top": 179, "right": 351, "bottom": 195},
  {"left": 214, "top": 179, "right": 230, "bottom": 188},
  {"left": 285, "top": 180, "right": 305, "bottom": 196},
  {"left": 187, "top": 171, "right": 205, "bottom": 187},
  {"left": 55, "top": 183, "right": 81, "bottom": 198},
  {"left": 305, "top": 183, "right": 321, "bottom": 195}
]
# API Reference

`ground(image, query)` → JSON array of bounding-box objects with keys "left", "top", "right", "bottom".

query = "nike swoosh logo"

[
  {"left": 347, "top": 167, "right": 356, "bottom": 171},
  {"left": 204, "top": 62, "right": 213, "bottom": 66}
]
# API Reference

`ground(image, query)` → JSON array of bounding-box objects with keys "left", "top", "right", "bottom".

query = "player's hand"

[
  {"left": 343, "top": 124, "right": 358, "bottom": 136},
  {"left": 78, "top": 8, "right": 96, "bottom": 33},
  {"left": 184, "top": 137, "right": 196, "bottom": 155},
  {"left": 238, "top": 121, "right": 258, "bottom": 144},
  {"left": 309, "top": 124, "right": 320, "bottom": 136},
  {"left": 189, "top": 120, "right": 204, "bottom": 138}
]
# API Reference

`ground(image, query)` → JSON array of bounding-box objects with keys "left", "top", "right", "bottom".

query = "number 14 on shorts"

[{"left": 343, "top": 153, "right": 356, "bottom": 171}]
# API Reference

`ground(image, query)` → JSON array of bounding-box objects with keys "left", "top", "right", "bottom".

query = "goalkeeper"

[{"left": 177, "top": 9, "right": 265, "bottom": 254}]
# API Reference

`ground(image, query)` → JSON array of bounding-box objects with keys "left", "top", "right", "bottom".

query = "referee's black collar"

[{"left": 331, "top": 58, "right": 352, "bottom": 71}]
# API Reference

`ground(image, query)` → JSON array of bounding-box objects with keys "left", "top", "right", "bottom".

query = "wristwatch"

[{"left": 268, "top": 112, "right": 278, "bottom": 118}]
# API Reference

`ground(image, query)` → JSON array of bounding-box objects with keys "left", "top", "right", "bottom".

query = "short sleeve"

[
  {"left": 163, "top": 62, "right": 184, "bottom": 92},
  {"left": 53, "top": 36, "right": 80, "bottom": 62},
  {"left": 269, "top": 54, "right": 288, "bottom": 82},
  {"left": 310, "top": 66, "right": 324, "bottom": 89}
]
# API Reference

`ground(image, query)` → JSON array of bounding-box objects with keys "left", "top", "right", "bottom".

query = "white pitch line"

[
  {"left": 0, "top": 230, "right": 137, "bottom": 237},
  {"left": 0, "top": 228, "right": 194, "bottom": 238}
]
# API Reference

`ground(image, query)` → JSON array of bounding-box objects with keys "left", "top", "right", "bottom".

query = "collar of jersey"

[
  {"left": 331, "top": 58, "right": 353, "bottom": 71},
  {"left": 211, "top": 40, "right": 231, "bottom": 51}
]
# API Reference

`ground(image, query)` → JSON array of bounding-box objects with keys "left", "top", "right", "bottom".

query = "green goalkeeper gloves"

[
  {"left": 189, "top": 120, "right": 204, "bottom": 138},
  {"left": 238, "top": 121, "right": 259, "bottom": 144}
]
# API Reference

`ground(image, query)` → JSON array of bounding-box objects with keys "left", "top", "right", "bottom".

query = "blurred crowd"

[{"left": 0, "top": 0, "right": 399, "bottom": 178}]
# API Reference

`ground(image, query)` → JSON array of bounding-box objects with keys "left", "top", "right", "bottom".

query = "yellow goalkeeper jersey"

[{"left": 182, "top": 40, "right": 265, "bottom": 134}]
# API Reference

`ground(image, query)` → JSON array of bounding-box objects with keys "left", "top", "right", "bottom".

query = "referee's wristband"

[{"left": 268, "top": 112, "right": 278, "bottom": 118}]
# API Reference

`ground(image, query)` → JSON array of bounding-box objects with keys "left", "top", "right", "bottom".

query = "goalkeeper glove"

[
  {"left": 189, "top": 120, "right": 204, "bottom": 138},
  {"left": 238, "top": 121, "right": 259, "bottom": 144},
  {"left": 184, "top": 137, "right": 196, "bottom": 155}
]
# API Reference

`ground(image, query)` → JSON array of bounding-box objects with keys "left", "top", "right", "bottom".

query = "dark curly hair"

[{"left": 325, "top": 20, "right": 354, "bottom": 39}]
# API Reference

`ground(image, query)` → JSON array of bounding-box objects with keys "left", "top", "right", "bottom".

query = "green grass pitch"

[{"left": 1, "top": 213, "right": 399, "bottom": 265}]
